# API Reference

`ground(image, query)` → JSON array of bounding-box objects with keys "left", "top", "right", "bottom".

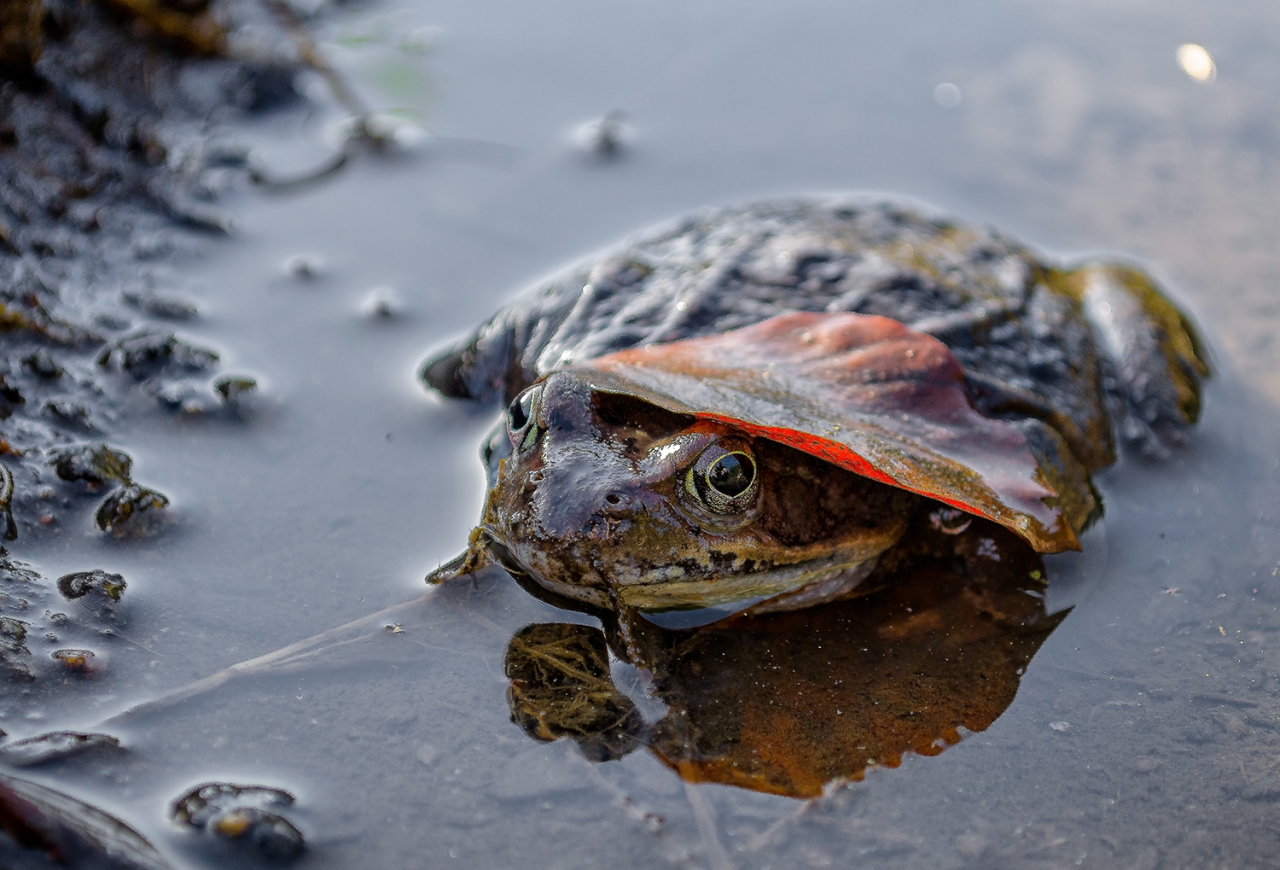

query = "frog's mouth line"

[
  {"left": 492, "top": 542, "right": 886, "bottom": 624},
  {"left": 478, "top": 526, "right": 899, "bottom": 623},
  {"left": 616, "top": 550, "right": 881, "bottom": 615}
]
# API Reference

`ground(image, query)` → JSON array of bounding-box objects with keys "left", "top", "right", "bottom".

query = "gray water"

[{"left": 11, "top": 0, "right": 1280, "bottom": 867}]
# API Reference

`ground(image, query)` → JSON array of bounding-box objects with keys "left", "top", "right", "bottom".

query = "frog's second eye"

[
  {"left": 686, "top": 443, "right": 758, "bottom": 514},
  {"left": 507, "top": 385, "right": 542, "bottom": 449}
]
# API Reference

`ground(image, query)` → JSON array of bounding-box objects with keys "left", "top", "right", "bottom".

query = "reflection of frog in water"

[
  {"left": 502, "top": 521, "right": 1064, "bottom": 797},
  {"left": 422, "top": 199, "right": 1208, "bottom": 624}
]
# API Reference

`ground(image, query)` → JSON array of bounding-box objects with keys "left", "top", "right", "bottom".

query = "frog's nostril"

[{"left": 605, "top": 493, "right": 622, "bottom": 505}]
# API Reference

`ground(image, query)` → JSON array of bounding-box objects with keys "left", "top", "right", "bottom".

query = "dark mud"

[{"left": 0, "top": 0, "right": 318, "bottom": 542}]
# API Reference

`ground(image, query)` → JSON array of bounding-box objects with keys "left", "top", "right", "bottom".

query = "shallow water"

[{"left": 8, "top": 0, "right": 1280, "bottom": 867}]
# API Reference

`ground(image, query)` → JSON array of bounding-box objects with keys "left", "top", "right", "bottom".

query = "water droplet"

[
  {"left": 933, "top": 82, "right": 962, "bottom": 108},
  {"left": 1177, "top": 43, "right": 1216, "bottom": 83}
]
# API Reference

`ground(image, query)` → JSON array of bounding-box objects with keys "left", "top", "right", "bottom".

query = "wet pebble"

[
  {"left": 214, "top": 374, "right": 258, "bottom": 405},
  {"left": 283, "top": 254, "right": 324, "bottom": 280},
  {"left": 122, "top": 291, "right": 199, "bottom": 321},
  {"left": 97, "top": 331, "right": 219, "bottom": 381},
  {"left": 57, "top": 569, "right": 127, "bottom": 604},
  {"left": 360, "top": 287, "right": 401, "bottom": 319},
  {"left": 42, "top": 400, "right": 96, "bottom": 431},
  {"left": 0, "top": 730, "right": 121, "bottom": 767},
  {"left": 573, "top": 110, "right": 631, "bottom": 158},
  {"left": 171, "top": 782, "right": 305, "bottom": 863},
  {"left": 95, "top": 485, "right": 170, "bottom": 538},
  {"left": 50, "top": 443, "right": 133, "bottom": 488},
  {"left": 0, "top": 616, "right": 33, "bottom": 680},
  {"left": 21, "top": 350, "right": 63, "bottom": 379},
  {"left": 51, "top": 648, "right": 103, "bottom": 676}
]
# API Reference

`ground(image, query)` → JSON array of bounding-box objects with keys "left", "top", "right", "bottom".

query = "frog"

[{"left": 421, "top": 198, "right": 1208, "bottom": 624}]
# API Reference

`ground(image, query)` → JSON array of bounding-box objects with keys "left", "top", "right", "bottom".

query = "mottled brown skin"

[{"left": 477, "top": 371, "right": 921, "bottom": 616}]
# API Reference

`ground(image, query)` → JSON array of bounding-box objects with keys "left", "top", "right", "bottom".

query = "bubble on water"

[{"left": 933, "top": 82, "right": 962, "bottom": 108}]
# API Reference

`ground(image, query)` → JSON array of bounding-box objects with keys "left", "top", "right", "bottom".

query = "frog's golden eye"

[
  {"left": 507, "top": 385, "right": 542, "bottom": 450},
  {"left": 686, "top": 443, "right": 758, "bottom": 514}
]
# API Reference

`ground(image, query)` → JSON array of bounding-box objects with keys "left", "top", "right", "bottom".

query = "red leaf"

[{"left": 574, "top": 312, "right": 1079, "bottom": 553}]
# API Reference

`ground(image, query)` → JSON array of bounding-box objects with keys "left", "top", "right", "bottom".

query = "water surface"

[{"left": 9, "top": 0, "right": 1280, "bottom": 867}]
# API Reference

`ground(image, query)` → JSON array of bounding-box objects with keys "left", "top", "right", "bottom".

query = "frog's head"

[{"left": 467, "top": 370, "right": 917, "bottom": 622}]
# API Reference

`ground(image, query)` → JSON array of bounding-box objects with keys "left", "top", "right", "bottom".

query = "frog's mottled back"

[
  {"left": 421, "top": 198, "right": 1209, "bottom": 620},
  {"left": 422, "top": 198, "right": 1207, "bottom": 465}
]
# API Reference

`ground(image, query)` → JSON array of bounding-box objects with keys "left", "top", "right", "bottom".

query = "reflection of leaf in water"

[{"left": 643, "top": 556, "right": 1067, "bottom": 797}]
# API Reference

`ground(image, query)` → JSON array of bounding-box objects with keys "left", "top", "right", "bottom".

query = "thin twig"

[{"left": 100, "top": 592, "right": 431, "bottom": 727}]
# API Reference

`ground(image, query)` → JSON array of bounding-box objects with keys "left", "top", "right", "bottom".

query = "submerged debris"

[{"left": 171, "top": 782, "right": 306, "bottom": 863}]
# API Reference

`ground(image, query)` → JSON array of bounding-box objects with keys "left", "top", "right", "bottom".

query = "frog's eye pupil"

[
  {"left": 708, "top": 454, "right": 754, "bottom": 498},
  {"left": 686, "top": 443, "right": 759, "bottom": 516}
]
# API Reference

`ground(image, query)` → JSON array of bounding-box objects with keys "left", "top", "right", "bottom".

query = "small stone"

[
  {"left": 573, "top": 110, "right": 631, "bottom": 158},
  {"left": 122, "top": 291, "right": 198, "bottom": 321},
  {"left": 0, "top": 731, "right": 121, "bottom": 766},
  {"left": 51, "top": 648, "right": 102, "bottom": 675},
  {"left": 21, "top": 350, "right": 62, "bottom": 379},
  {"left": 57, "top": 569, "right": 126, "bottom": 603},
  {"left": 1049, "top": 721, "right": 1071, "bottom": 732},
  {"left": 360, "top": 287, "right": 401, "bottom": 319},
  {"left": 283, "top": 254, "right": 323, "bottom": 280},
  {"left": 214, "top": 375, "right": 257, "bottom": 404},
  {"left": 171, "top": 782, "right": 305, "bottom": 862},
  {"left": 50, "top": 444, "right": 133, "bottom": 487},
  {"left": 95, "top": 485, "right": 170, "bottom": 539}
]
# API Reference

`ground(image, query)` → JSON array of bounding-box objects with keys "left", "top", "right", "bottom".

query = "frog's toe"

[{"left": 1062, "top": 263, "right": 1210, "bottom": 457}]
